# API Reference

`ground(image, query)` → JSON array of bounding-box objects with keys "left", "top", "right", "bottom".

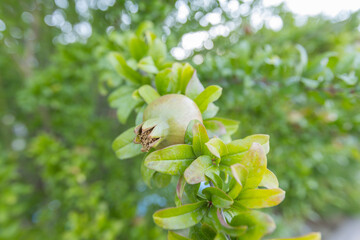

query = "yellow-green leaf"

[
  {"left": 194, "top": 85, "right": 222, "bottom": 112},
  {"left": 192, "top": 121, "right": 210, "bottom": 157},
  {"left": 153, "top": 201, "right": 207, "bottom": 230},
  {"left": 259, "top": 169, "right": 279, "bottom": 189},
  {"left": 269, "top": 232, "right": 321, "bottom": 240},
  {"left": 203, "top": 187, "right": 233, "bottom": 208},
  {"left": 112, "top": 128, "right": 142, "bottom": 159},
  {"left": 145, "top": 144, "right": 196, "bottom": 175},
  {"left": 237, "top": 188, "right": 285, "bottom": 209},
  {"left": 184, "top": 155, "right": 213, "bottom": 184}
]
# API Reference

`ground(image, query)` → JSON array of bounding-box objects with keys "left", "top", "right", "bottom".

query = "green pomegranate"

[{"left": 134, "top": 94, "right": 202, "bottom": 151}]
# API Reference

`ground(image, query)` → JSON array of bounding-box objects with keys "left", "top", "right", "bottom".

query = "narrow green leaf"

[
  {"left": 155, "top": 68, "right": 172, "bottom": 95},
  {"left": 194, "top": 85, "right": 222, "bottom": 112},
  {"left": 112, "top": 128, "right": 142, "bottom": 159},
  {"left": 269, "top": 232, "right": 321, "bottom": 240},
  {"left": 231, "top": 211, "right": 276, "bottom": 240},
  {"left": 185, "top": 72, "right": 205, "bottom": 99},
  {"left": 145, "top": 144, "right": 196, "bottom": 175},
  {"left": 153, "top": 172, "right": 172, "bottom": 188},
  {"left": 192, "top": 121, "right": 210, "bottom": 157},
  {"left": 141, "top": 159, "right": 155, "bottom": 188},
  {"left": 222, "top": 134, "right": 270, "bottom": 166},
  {"left": 138, "top": 85, "right": 160, "bottom": 104},
  {"left": 206, "top": 117, "right": 240, "bottom": 136},
  {"left": 168, "top": 231, "right": 191, "bottom": 240},
  {"left": 110, "top": 52, "right": 143, "bottom": 84},
  {"left": 202, "top": 103, "right": 219, "bottom": 120},
  {"left": 148, "top": 38, "right": 167, "bottom": 64},
  {"left": 216, "top": 208, "right": 247, "bottom": 237},
  {"left": 205, "top": 138, "right": 227, "bottom": 159},
  {"left": 237, "top": 188, "right": 285, "bottom": 209},
  {"left": 259, "top": 169, "right": 279, "bottom": 189},
  {"left": 184, "top": 155, "right": 213, "bottom": 184},
  {"left": 138, "top": 56, "right": 159, "bottom": 74},
  {"left": 228, "top": 163, "right": 248, "bottom": 199},
  {"left": 179, "top": 63, "right": 195, "bottom": 93},
  {"left": 175, "top": 175, "right": 186, "bottom": 206},
  {"left": 205, "top": 167, "right": 223, "bottom": 190},
  {"left": 203, "top": 187, "right": 233, "bottom": 208},
  {"left": 153, "top": 201, "right": 207, "bottom": 230},
  {"left": 204, "top": 120, "right": 227, "bottom": 138},
  {"left": 184, "top": 119, "right": 197, "bottom": 145},
  {"left": 129, "top": 36, "right": 148, "bottom": 61},
  {"left": 244, "top": 143, "right": 268, "bottom": 189}
]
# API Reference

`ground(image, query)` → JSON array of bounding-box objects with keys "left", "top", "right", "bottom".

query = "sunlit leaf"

[
  {"left": 203, "top": 187, "right": 233, "bottom": 208},
  {"left": 145, "top": 144, "right": 196, "bottom": 175},
  {"left": 192, "top": 121, "right": 210, "bottom": 157},
  {"left": 222, "top": 134, "right": 270, "bottom": 166},
  {"left": 269, "top": 232, "right": 321, "bottom": 240},
  {"left": 138, "top": 85, "right": 160, "bottom": 104},
  {"left": 259, "top": 169, "right": 279, "bottom": 189},
  {"left": 237, "top": 188, "right": 285, "bottom": 209},
  {"left": 184, "top": 155, "right": 213, "bottom": 184},
  {"left": 112, "top": 128, "right": 142, "bottom": 159},
  {"left": 153, "top": 201, "right": 207, "bottom": 230},
  {"left": 194, "top": 85, "right": 222, "bottom": 112}
]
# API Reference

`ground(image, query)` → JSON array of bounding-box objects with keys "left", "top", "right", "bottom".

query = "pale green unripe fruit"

[{"left": 135, "top": 94, "right": 202, "bottom": 151}]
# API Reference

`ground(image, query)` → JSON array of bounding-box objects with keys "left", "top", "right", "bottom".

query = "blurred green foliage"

[{"left": 0, "top": 0, "right": 359, "bottom": 239}]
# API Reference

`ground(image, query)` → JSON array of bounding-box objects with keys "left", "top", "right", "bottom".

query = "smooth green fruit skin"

[{"left": 143, "top": 94, "right": 203, "bottom": 149}]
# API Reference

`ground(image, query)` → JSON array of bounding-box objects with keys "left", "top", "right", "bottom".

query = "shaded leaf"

[
  {"left": 138, "top": 56, "right": 158, "bottom": 74},
  {"left": 110, "top": 52, "right": 143, "bottom": 84},
  {"left": 228, "top": 163, "right": 248, "bottom": 199},
  {"left": 203, "top": 187, "right": 233, "bottom": 208},
  {"left": 231, "top": 211, "right": 276, "bottom": 240}
]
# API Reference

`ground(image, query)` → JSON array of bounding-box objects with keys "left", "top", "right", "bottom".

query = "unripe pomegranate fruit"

[{"left": 134, "top": 94, "right": 202, "bottom": 151}]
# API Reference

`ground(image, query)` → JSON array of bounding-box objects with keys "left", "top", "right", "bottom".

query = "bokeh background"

[{"left": 1, "top": 0, "right": 360, "bottom": 239}]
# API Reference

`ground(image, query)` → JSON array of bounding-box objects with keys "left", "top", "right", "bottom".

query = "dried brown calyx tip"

[{"left": 134, "top": 126, "right": 160, "bottom": 152}]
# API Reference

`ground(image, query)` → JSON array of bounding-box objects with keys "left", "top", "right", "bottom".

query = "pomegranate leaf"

[
  {"left": 138, "top": 85, "right": 160, "bottom": 104},
  {"left": 268, "top": 232, "right": 321, "bottom": 240},
  {"left": 112, "top": 127, "right": 142, "bottom": 160},
  {"left": 185, "top": 72, "right": 205, "bottom": 99},
  {"left": 205, "top": 138, "right": 227, "bottom": 159},
  {"left": 236, "top": 188, "right": 285, "bottom": 209},
  {"left": 110, "top": 52, "right": 144, "bottom": 84},
  {"left": 168, "top": 231, "right": 191, "bottom": 240},
  {"left": 129, "top": 35, "right": 148, "bottom": 61},
  {"left": 230, "top": 211, "right": 276, "bottom": 240},
  {"left": 259, "top": 169, "right": 279, "bottom": 189},
  {"left": 184, "top": 155, "right": 213, "bottom": 184},
  {"left": 194, "top": 85, "right": 222, "bottom": 113},
  {"left": 192, "top": 121, "right": 210, "bottom": 157},
  {"left": 221, "top": 134, "right": 269, "bottom": 166},
  {"left": 138, "top": 56, "right": 158, "bottom": 74},
  {"left": 145, "top": 144, "right": 196, "bottom": 175},
  {"left": 202, "top": 187, "right": 233, "bottom": 209},
  {"left": 228, "top": 163, "right": 248, "bottom": 199},
  {"left": 153, "top": 201, "right": 207, "bottom": 230}
]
